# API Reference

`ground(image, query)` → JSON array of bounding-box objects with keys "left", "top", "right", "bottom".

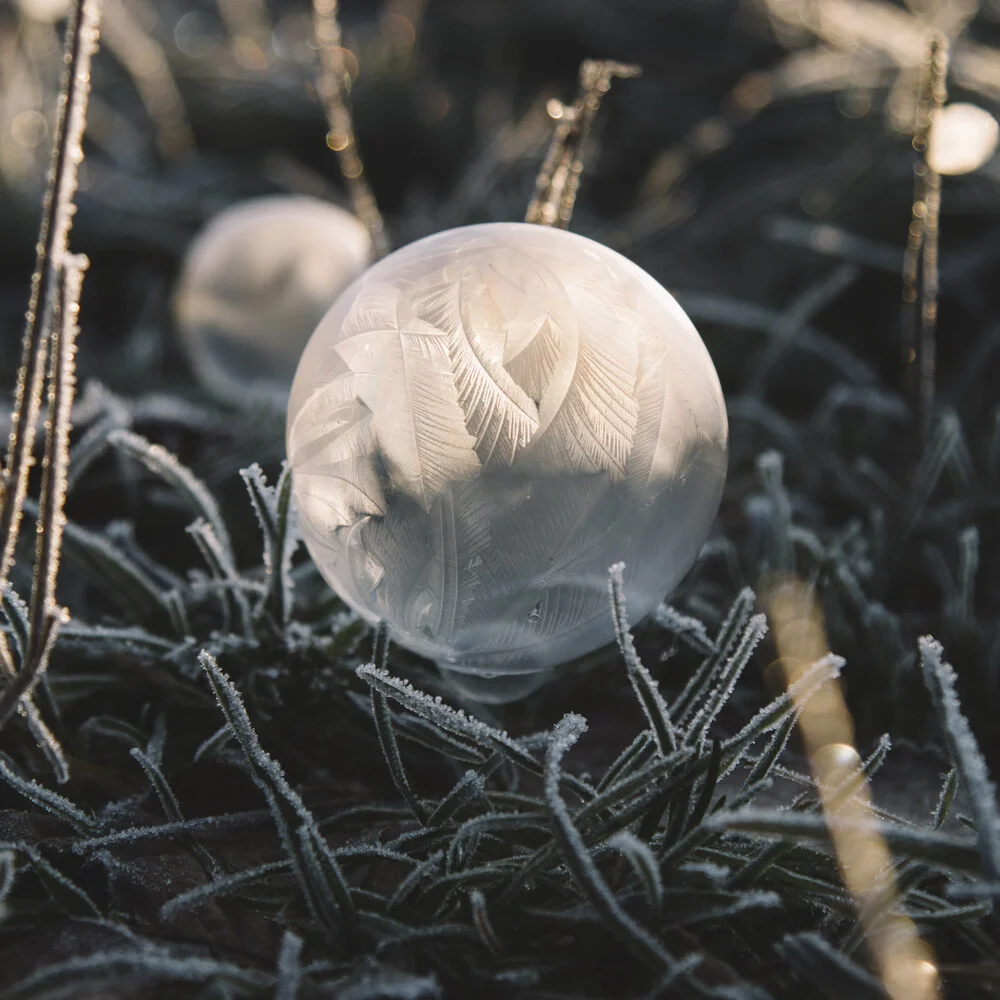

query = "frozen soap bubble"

[
  {"left": 175, "top": 195, "right": 371, "bottom": 408},
  {"left": 287, "top": 222, "right": 728, "bottom": 702}
]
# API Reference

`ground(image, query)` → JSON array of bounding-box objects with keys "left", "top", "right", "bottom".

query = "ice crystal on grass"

[
  {"left": 919, "top": 638, "right": 1000, "bottom": 884},
  {"left": 200, "top": 651, "right": 356, "bottom": 943},
  {"left": 543, "top": 713, "right": 677, "bottom": 975}
]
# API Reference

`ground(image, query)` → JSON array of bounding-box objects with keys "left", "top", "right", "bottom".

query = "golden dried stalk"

[
  {"left": 525, "top": 59, "right": 641, "bottom": 229},
  {"left": 0, "top": 0, "right": 100, "bottom": 777},
  {"left": 0, "top": 0, "right": 100, "bottom": 588},
  {"left": 311, "top": 0, "right": 389, "bottom": 260},
  {"left": 0, "top": 255, "right": 85, "bottom": 743},
  {"left": 902, "top": 35, "right": 949, "bottom": 445},
  {"left": 765, "top": 575, "right": 940, "bottom": 1000},
  {"left": 28, "top": 255, "right": 87, "bottom": 662}
]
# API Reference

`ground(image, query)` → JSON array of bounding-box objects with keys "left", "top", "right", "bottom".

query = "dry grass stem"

[
  {"left": 525, "top": 59, "right": 641, "bottom": 229},
  {"left": 311, "top": 0, "right": 389, "bottom": 259},
  {"left": 0, "top": 0, "right": 99, "bottom": 777},
  {"left": 902, "top": 35, "right": 949, "bottom": 446},
  {"left": 0, "top": 0, "right": 101, "bottom": 590},
  {"left": 0, "top": 253, "right": 84, "bottom": 756},
  {"left": 28, "top": 255, "right": 86, "bottom": 663}
]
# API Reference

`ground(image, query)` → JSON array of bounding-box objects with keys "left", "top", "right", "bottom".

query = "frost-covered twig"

[
  {"left": 0, "top": 254, "right": 87, "bottom": 767},
  {"left": 0, "top": 0, "right": 100, "bottom": 589},
  {"left": 765, "top": 576, "right": 939, "bottom": 1000},
  {"left": 27, "top": 255, "right": 86, "bottom": 665},
  {"left": 0, "top": 611, "right": 63, "bottom": 755},
  {"left": 0, "top": 0, "right": 99, "bottom": 781}
]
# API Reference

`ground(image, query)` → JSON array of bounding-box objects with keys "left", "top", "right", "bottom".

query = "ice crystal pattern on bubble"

[{"left": 287, "top": 223, "right": 728, "bottom": 680}]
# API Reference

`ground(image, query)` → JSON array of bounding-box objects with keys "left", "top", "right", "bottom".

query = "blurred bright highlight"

[
  {"left": 765, "top": 575, "right": 940, "bottom": 1000},
  {"left": 928, "top": 102, "right": 999, "bottom": 175}
]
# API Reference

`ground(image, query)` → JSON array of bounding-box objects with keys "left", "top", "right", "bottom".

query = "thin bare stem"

[
  {"left": 0, "top": 0, "right": 101, "bottom": 591},
  {"left": 311, "top": 0, "right": 389, "bottom": 259},
  {"left": 902, "top": 35, "right": 949, "bottom": 446},
  {"left": 28, "top": 255, "right": 87, "bottom": 665},
  {"left": 0, "top": 255, "right": 85, "bottom": 768},
  {"left": 525, "top": 59, "right": 641, "bottom": 229},
  {"left": 0, "top": 0, "right": 97, "bottom": 778}
]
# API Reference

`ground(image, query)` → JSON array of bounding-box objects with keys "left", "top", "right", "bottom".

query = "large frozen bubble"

[
  {"left": 287, "top": 222, "right": 728, "bottom": 701},
  {"left": 175, "top": 195, "right": 371, "bottom": 408}
]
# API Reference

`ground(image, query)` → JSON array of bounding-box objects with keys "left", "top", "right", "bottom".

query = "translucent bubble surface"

[
  {"left": 175, "top": 195, "right": 371, "bottom": 408},
  {"left": 288, "top": 223, "right": 727, "bottom": 701}
]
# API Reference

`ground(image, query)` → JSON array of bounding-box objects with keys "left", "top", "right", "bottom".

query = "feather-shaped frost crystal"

[
  {"left": 175, "top": 195, "right": 371, "bottom": 407},
  {"left": 287, "top": 223, "right": 727, "bottom": 701}
]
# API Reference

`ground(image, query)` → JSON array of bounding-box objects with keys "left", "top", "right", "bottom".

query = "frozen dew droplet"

[
  {"left": 812, "top": 741, "right": 862, "bottom": 781},
  {"left": 927, "top": 103, "right": 1000, "bottom": 176},
  {"left": 287, "top": 223, "right": 728, "bottom": 701},
  {"left": 175, "top": 195, "right": 372, "bottom": 409}
]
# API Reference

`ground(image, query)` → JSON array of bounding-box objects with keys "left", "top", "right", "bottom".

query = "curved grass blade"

[{"left": 200, "top": 652, "right": 356, "bottom": 944}]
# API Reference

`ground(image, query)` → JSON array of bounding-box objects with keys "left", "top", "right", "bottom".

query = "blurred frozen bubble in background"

[{"left": 174, "top": 194, "right": 372, "bottom": 410}]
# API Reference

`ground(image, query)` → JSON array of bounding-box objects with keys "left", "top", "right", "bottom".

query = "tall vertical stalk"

[
  {"left": 0, "top": 0, "right": 101, "bottom": 587},
  {"left": 0, "top": 0, "right": 101, "bottom": 779},
  {"left": 311, "top": 0, "right": 389, "bottom": 260},
  {"left": 902, "top": 35, "right": 949, "bottom": 448},
  {"left": 525, "top": 59, "right": 640, "bottom": 229},
  {"left": 0, "top": 256, "right": 87, "bottom": 743}
]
